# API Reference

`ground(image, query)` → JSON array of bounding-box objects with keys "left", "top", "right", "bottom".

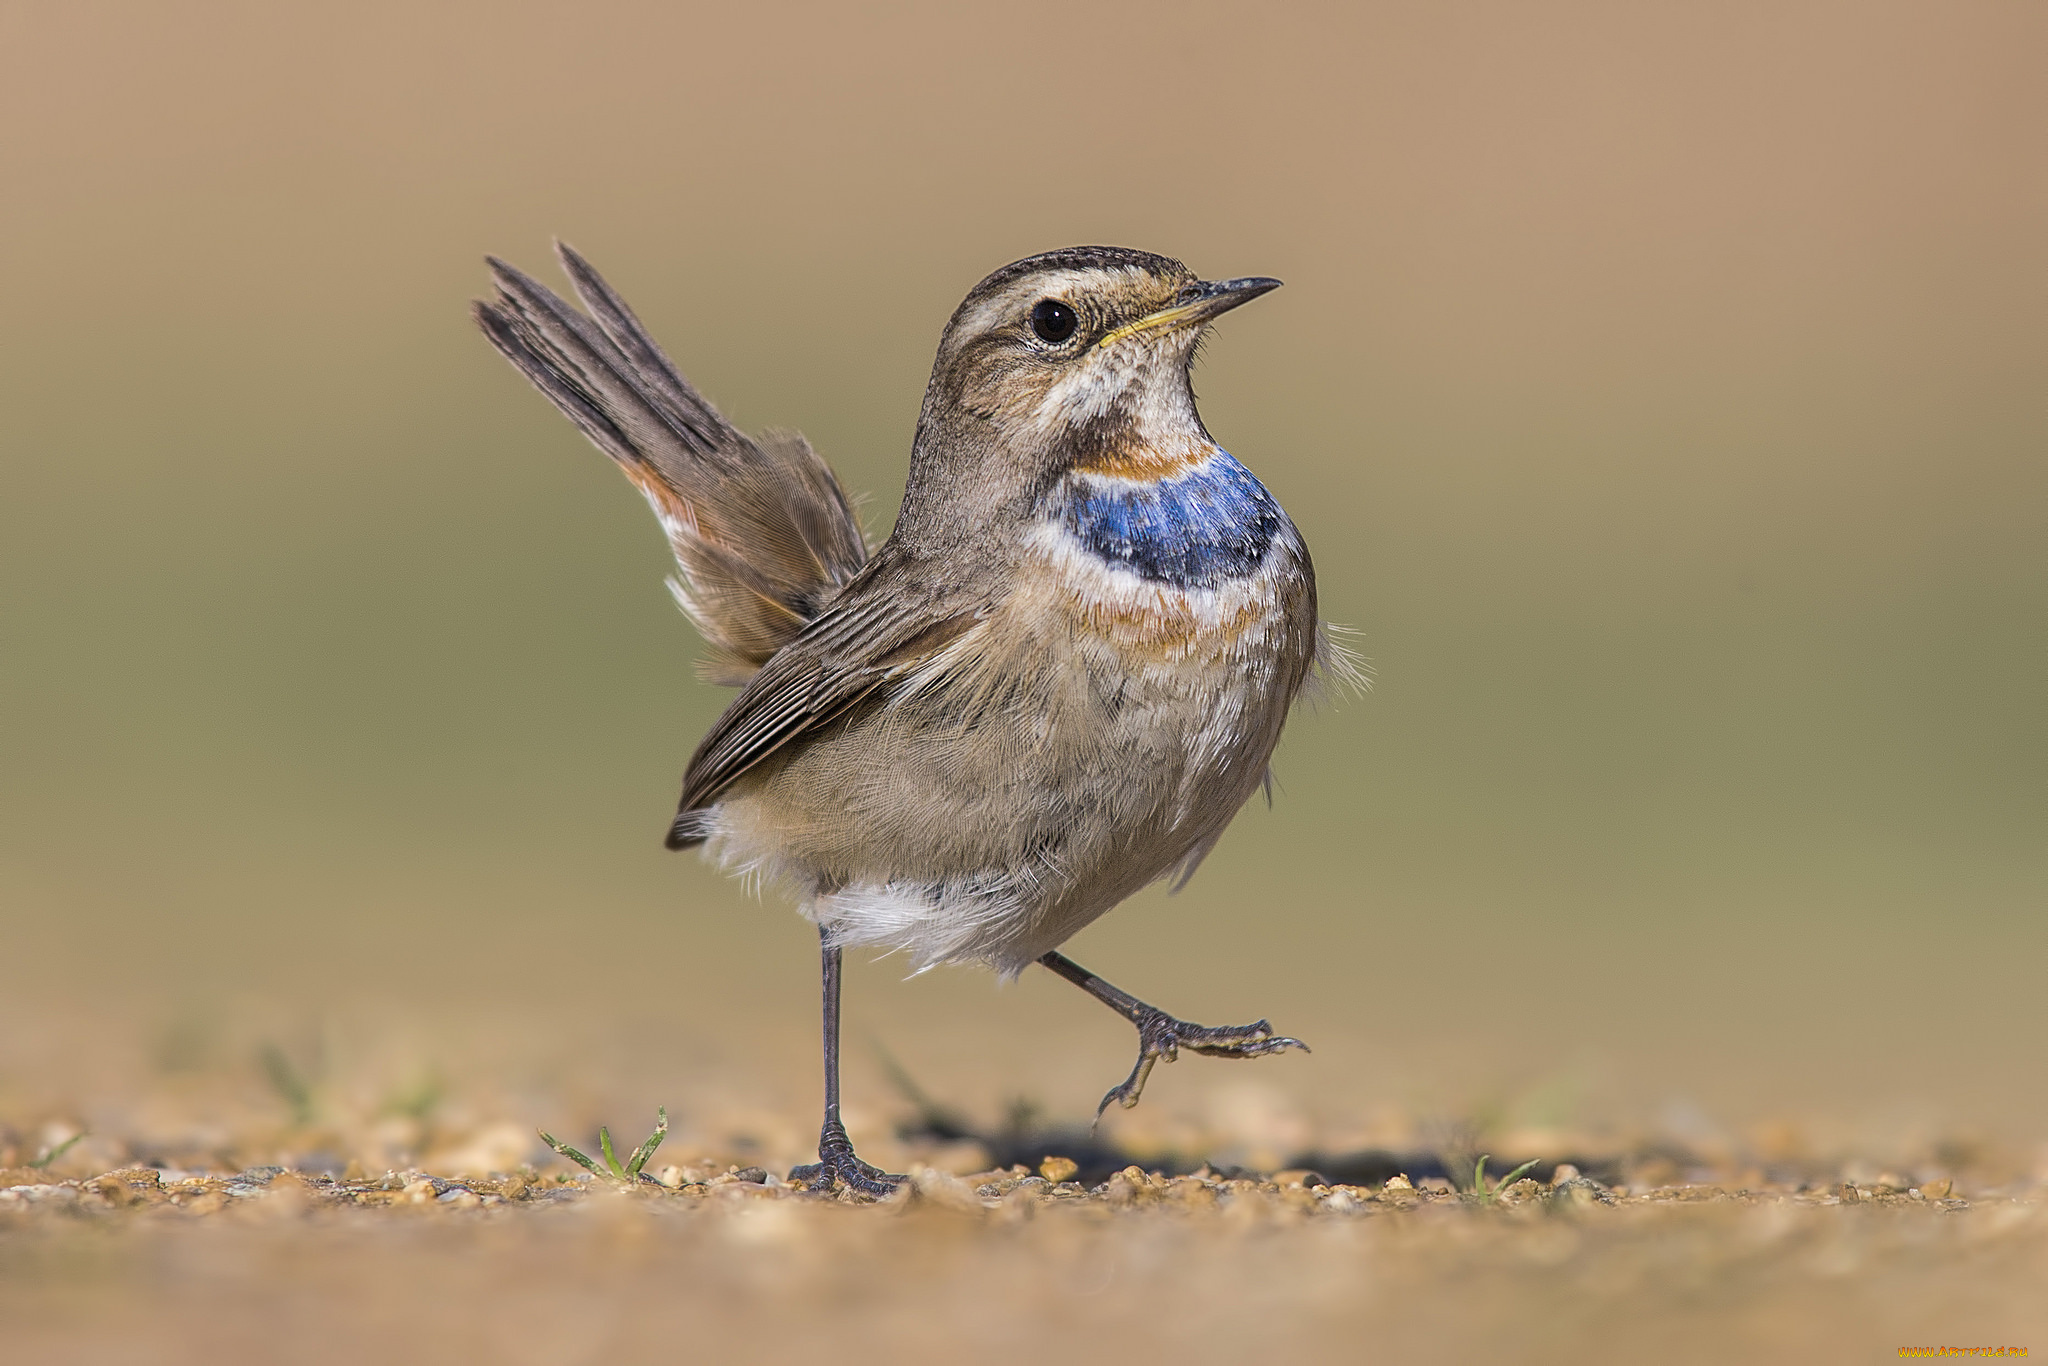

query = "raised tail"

[{"left": 474, "top": 243, "right": 869, "bottom": 683}]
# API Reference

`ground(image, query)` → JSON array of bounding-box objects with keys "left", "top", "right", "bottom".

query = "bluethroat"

[{"left": 476, "top": 244, "right": 1335, "bottom": 1196}]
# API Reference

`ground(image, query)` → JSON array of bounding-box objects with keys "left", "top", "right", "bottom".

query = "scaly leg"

[
  {"left": 1037, "top": 951, "right": 1309, "bottom": 1121},
  {"left": 788, "top": 931, "right": 905, "bottom": 1198}
]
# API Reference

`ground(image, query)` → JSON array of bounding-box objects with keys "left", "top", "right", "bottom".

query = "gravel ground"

[
  {"left": 3, "top": 988, "right": 2042, "bottom": 1364},
  {"left": 3, "top": 1149, "right": 2042, "bottom": 1364}
]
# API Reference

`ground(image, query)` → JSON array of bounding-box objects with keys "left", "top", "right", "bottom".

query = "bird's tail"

[{"left": 474, "top": 244, "right": 869, "bottom": 683}]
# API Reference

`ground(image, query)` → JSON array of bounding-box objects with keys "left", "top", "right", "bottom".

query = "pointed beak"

[
  {"left": 1177, "top": 275, "right": 1285, "bottom": 316},
  {"left": 1095, "top": 275, "right": 1283, "bottom": 349}
]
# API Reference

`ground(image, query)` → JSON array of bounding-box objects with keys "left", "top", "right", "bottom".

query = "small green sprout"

[
  {"left": 1464, "top": 1153, "right": 1541, "bottom": 1205},
  {"left": 385, "top": 1073, "right": 443, "bottom": 1124},
  {"left": 260, "top": 1043, "right": 316, "bottom": 1127},
  {"left": 538, "top": 1107, "right": 668, "bottom": 1185},
  {"left": 28, "top": 1131, "right": 86, "bottom": 1171}
]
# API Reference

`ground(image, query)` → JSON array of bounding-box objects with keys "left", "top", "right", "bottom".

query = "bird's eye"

[{"left": 1029, "top": 299, "right": 1079, "bottom": 344}]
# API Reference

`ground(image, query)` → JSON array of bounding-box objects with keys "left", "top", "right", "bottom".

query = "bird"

[{"left": 474, "top": 243, "right": 1338, "bottom": 1197}]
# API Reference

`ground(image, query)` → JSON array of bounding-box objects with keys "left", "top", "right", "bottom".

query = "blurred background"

[{"left": 1, "top": 0, "right": 2041, "bottom": 1172}]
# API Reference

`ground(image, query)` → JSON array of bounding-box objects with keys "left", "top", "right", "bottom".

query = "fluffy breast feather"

[{"left": 695, "top": 448, "right": 1317, "bottom": 974}]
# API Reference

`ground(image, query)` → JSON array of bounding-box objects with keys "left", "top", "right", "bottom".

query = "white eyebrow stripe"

[{"left": 945, "top": 266, "right": 1154, "bottom": 352}]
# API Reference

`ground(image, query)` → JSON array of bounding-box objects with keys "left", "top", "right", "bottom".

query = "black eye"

[{"left": 1030, "top": 299, "right": 1078, "bottom": 344}]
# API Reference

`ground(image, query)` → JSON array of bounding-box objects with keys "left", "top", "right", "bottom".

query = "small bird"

[{"left": 475, "top": 243, "right": 1334, "bottom": 1196}]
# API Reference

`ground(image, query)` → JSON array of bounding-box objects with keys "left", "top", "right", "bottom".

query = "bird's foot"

[
  {"left": 1094, "top": 1010, "right": 1310, "bottom": 1122},
  {"left": 788, "top": 1119, "right": 906, "bottom": 1199}
]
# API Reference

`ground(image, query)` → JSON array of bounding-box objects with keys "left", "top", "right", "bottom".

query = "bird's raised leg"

[
  {"left": 788, "top": 931, "right": 905, "bottom": 1198},
  {"left": 1037, "top": 951, "right": 1309, "bottom": 1121}
]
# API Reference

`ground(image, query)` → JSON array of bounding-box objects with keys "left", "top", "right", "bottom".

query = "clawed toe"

[
  {"left": 789, "top": 1155, "right": 903, "bottom": 1199},
  {"left": 1179, "top": 1019, "right": 1312, "bottom": 1060},
  {"left": 789, "top": 1122, "right": 905, "bottom": 1199},
  {"left": 1091, "top": 1010, "right": 1311, "bottom": 1121}
]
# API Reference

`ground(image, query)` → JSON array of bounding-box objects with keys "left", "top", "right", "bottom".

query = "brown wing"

[{"left": 665, "top": 559, "right": 988, "bottom": 847}]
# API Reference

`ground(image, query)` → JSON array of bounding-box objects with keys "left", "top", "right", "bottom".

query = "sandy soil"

[{"left": 3, "top": 1116, "right": 2042, "bottom": 1365}]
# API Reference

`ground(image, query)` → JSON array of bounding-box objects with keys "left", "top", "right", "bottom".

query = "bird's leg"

[
  {"left": 1036, "top": 950, "right": 1310, "bottom": 1121},
  {"left": 788, "top": 930, "right": 906, "bottom": 1199}
]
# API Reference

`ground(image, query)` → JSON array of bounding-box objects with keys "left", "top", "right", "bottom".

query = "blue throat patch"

[{"left": 1057, "top": 450, "right": 1285, "bottom": 587}]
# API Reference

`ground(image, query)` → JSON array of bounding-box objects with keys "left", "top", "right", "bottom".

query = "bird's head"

[{"left": 901, "top": 247, "right": 1280, "bottom": 536}]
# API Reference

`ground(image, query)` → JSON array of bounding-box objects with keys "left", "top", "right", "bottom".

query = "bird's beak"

[{"left": 1095, "top": 276, "right": 1283, "bottom": 350}]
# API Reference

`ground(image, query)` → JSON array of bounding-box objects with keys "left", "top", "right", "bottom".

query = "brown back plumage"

[{"left": 474, "top": 244, "right": 868, "bottom": 683}]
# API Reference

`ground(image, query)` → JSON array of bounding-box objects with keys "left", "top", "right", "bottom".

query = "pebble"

[
  {"left": 1, "top": 1184, "right": 79, "bottom": 1209},
  {"left": 1039, "top": 1156, "right": 1078, "bottom": 1184},
  {"left": 911, "top": 1167, "right": 985, "bottom": 1213},
  {"left": 1551, "top": 1176, "right": 1618, "bottom": 1207}
]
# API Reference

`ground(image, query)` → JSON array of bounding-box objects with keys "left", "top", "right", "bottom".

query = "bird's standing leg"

[
  {"left": 1036, "top": 951, "right": 1309, "bottom": 1121},
  {"left": 789, "top": 929, "right": 906, "bottom": 1198}
]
